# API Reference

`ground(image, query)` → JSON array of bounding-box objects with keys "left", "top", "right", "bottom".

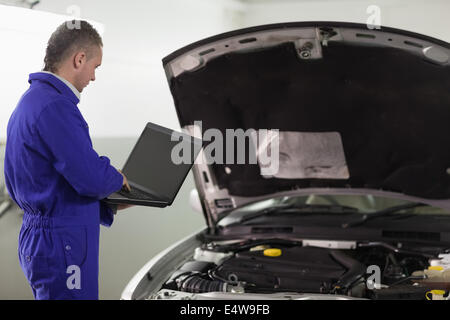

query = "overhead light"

[{"left": 0, "top": 0, "right": 40, "bottom": 9}]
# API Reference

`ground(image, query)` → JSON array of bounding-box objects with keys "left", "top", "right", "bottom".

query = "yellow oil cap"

[
  {"left": 428, "top": 266, "right": 444, "bottom": 271},
  {"left": 264, "top": 248, "right": 282, "bottom": 257},
  {"left": 430, "top": 290, "right": 446, "bottom": 295}
]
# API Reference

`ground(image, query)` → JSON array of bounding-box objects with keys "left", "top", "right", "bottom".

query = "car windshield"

[{"left": 233, "top": 194, "right": 450, "bottom": 215}]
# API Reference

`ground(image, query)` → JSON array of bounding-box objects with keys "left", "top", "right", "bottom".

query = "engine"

[
  {"left": 155, "top": 240, "right": 449, "bottom": 300},
  {"left": 214, "top": 246, "right": 359, "bottom": 294}
]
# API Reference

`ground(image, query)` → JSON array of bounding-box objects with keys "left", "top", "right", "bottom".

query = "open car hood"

[{"left": 162, "top": 22, "right": 450, "bottom": 228}]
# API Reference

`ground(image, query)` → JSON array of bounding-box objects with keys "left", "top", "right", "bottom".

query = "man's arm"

[{"left": 36, "top": 99, "right": 123, "bottom": 199}]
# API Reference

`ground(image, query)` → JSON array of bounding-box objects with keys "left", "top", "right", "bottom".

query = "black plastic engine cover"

[{"left": 215, "top": 246, "right": 347, "bottom": 293}]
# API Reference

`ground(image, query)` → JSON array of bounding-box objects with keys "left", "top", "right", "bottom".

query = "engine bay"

[{"left": 152, "top": 239, "right": 450, "bottom": 300}]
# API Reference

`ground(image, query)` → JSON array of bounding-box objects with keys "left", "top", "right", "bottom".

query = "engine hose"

[
  {"left": 179, "top": 275, "right": 227, "bottom": 293},
  {"left": 357, "top": 242, "right": 436, "bottom": 259},
  {"left": 330, "top": 250, "right": 367, "bottom": 292}
]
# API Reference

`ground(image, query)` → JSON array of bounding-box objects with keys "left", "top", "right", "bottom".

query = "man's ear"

[{"left": 73, "top": 51, "right": 86, "bottom": 69}]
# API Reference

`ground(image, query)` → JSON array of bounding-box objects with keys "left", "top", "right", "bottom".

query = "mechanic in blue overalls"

[{"left": 4, "top": 20, "right": 132, "bottom": 299}]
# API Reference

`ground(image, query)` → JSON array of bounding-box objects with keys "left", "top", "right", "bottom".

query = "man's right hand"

[
  {"left": 117, "top": 169, "right": 131, "bottom": 192},
  {"left": 115, "top": 170, "right": 135, "bottom": 211}
]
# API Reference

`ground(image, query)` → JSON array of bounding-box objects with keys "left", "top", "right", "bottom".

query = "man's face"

[{"left": 73, "top": 45, "right": 102, "bottom": 92}]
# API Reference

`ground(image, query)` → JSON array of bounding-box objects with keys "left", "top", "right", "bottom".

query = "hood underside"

[{"left": 162, "top": 22, "right": 450, "bottom": 224}]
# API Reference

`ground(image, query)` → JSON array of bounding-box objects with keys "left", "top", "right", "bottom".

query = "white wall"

[
  {"left": 0, "top": 0, "right": 245, "bottom": 139},
  {"left": 2, "top": 0, "right": 447, "bottom": 141},
  {"left": 240, "top": 0, "right": 450, "bottom": 41}
]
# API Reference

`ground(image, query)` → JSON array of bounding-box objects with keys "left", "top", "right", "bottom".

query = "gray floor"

[{"left": 0, "top": 137, "right": 205, "bottom": 299}]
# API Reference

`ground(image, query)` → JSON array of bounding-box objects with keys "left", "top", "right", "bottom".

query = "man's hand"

[
  {"left": 115, "top": 170, "right": 134, "bottom": 211},
  {"left": 117, "top": 169, "right": 131, "bottom": 192},
  {"left": 117, "top": 204, "right": 134, "bottom": 210}
]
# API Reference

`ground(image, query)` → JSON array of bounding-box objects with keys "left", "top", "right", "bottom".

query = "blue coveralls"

[{"left": 4, "top": 72, "right": 124, "bottom": 299}]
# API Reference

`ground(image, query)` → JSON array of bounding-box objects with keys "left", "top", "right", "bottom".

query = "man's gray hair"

[{"left": 43, "top": 20, "right": 103, "bottom": 73}]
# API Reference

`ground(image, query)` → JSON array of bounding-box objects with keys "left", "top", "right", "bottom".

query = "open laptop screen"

[{"left": 122, "top": 123, "right": 202, "bottom": 203}]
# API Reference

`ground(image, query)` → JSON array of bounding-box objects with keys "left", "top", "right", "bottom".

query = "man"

[{"left": 4, "top": 20, "right": 131, "bottom": 299}]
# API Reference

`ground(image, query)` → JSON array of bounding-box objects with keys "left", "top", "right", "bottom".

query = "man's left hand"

[{"left": 117, "top": 204, "right": 134, "bottom": 210}]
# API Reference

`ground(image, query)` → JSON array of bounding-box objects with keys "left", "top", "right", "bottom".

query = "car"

[{"left": 121, "top": 21, "right": 450, "bottom": 300}]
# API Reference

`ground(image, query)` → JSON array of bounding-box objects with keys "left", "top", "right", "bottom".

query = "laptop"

[{"left": 103, "top": 122, "right": 203, "bottom": 208}]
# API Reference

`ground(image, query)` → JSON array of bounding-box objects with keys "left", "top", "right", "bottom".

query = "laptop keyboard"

[{"left": 118, "top": 187, "right": 154, "bottom": 200}]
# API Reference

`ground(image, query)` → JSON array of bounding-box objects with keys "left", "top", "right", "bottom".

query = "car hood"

[{"left": 162, "top": 22, "right": 450, "bottom": 227}]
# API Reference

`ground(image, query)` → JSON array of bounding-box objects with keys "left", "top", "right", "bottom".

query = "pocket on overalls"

[
  {"left": 18, "top": 226, "right": 66, "bottom": 295},
  {"left": 18, "top": 253, "right": 50, "bottom": 292},
  {"left": 58, "top": 226, "right": 88, "bottom": 269}
]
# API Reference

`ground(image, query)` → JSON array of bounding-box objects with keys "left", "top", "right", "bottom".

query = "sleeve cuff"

[{"left": 100, "top": 201, "right": 117, "bottom": 227}]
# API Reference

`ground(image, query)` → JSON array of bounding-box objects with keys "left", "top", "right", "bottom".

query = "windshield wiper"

[
  {"left": 341, "top": 202, "right": 428, "bottom": 229},
  {"left": 226, "top": 203, "right": 359, "bottom": 227}
]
